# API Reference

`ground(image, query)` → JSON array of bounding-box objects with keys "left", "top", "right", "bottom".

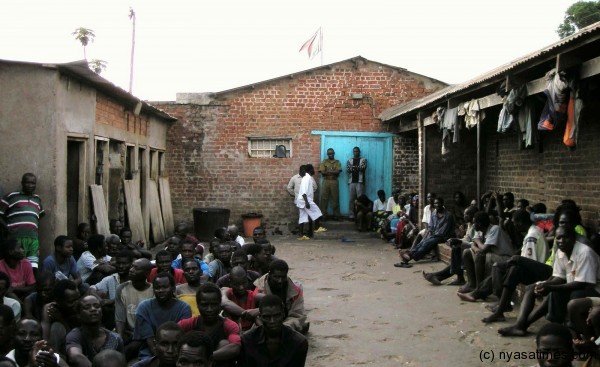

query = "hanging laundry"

[
  {"left": 518, "top": 99, "right": 535, "bottom": 148},
  {"left": 563, "top": 78, "right": 585, "bottom": 147},
  {"left": 497, "top": 85, "right": 526, "bottom": 133},
  {"left": 441, "top": 107, "right": 458, "bottom": 154},
  {"left": 458, "top": 99, "right": 485, "bottom": 129},
  {"left": 538, "top": 69, "right": 570, "bottom": 131}
]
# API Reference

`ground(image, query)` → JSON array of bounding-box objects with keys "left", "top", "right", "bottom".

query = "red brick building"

[{"left": 155, "top": 56, "right": 447, "bottom": 234}]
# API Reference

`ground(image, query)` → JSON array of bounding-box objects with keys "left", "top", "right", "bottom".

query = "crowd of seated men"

[
  {"left": 0, "top": 219, "right": 309, "bottom": 367},
  {"left": 387, "top": 188, "right": 600, "bottom": 364}
]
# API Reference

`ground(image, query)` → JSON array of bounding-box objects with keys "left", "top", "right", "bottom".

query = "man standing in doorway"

[
  {"left": 319, "top": 148, "right": 342, "bottom": 221},
  {"left": 347, "top": 147, "right": 367, "bottom": 220}
]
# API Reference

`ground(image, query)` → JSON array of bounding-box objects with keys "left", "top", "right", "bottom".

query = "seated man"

[
  {"left": 132, "top": 321, "right": 183, "bottom": 367},
  {"left": 8, "top": 318, "right": 67, "bottom": 367},
  {"left": 252, "top": 227, "right": 267, "bottom": 244},
  {"left": 119, "top": 227, "right": 152, "bottom": 260},
  {"left": 66, "top": 295, "right": 124, "bottom": 366},
  {"left": 221, "top": 267, "right": 265, "bottom": 332},
  {"left": 534, "top": 323, "right": 574, "bottom": 367},
  {"left": 148, "top": 251, "right": 186, "bottom": 285},
  {"left": 176, "top": 260, "right": 203, "bottom": 316},
  {"left": 42, "top": 236, "right": 82, "bottom": 288},
  {"left": 176, "top": 330, "right": 214, "bottom": 367},
  {"left": 171, "top": 241, "right": 209, "bottom": 277},
  {"left": 132, "top": 322, "right": 182, "bottom": 367},
  {"left": 41, "top": 279, "right": 81, "bottom": 355},
  {"left": 457, "top": 212, "right": 513, "bottom": 294},
  {"left": 24, "top": 271, "right": 55, "bottom": 321},
  {"left": 208, "top": 243, "right": 234, "bottom": 282},
  {"left": 0, "top": 304, "right": 16, "bottom": 356},
  {"left": 240, "top": 294, "right": 308, "bottom": 367},
  {"left": 0, "top": 239, "right": 36, "bottom": 301},
  {"left": 76, "top": 235, "right": 115, "bottom": 286},
  {"left": 498, "top": 228, "right": 591, "bottom": 338},
  {"left": 134, "top": 273, "right": 191, "bottom": 358},
  {"left": 115, "top": 258, "right": 154, "bottom": 361},
  {"left": 178, "top": 283, "right": 241, "bottom": 366},
  {"left": 422, "top": 206, "right": 478, "bottom": 286},
  {"left": 228, "top": 224, "right": 245, "bottom": 247},
  {"left": 216, "top": 249, "right": 260, "bottom": 290},
  {"left": 396, "top": 198, "right": 454, "bottom": 268},
  {"left": 72, "top": 223, "right": 91, "bottom": 261},
  {"left": 254, "top": 260, "right": 308, "bottom": 334},
  {"left": 354, "top": 194, "right": 373, "bottom": 232}
]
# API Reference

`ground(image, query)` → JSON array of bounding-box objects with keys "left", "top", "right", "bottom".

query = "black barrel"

[{"left": 193, "top": 208, "right": 231, "bottom": 241}]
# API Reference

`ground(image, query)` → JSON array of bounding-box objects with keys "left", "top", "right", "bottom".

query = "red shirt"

[
  {"left": 147, "top": 268, "right": 186, "bottom": 285},
  {"left": 178, "top": 316, "right": 241, "bottom": 345},
  {"left": 227, "top": 288, "right": 257, "bottom": 331},
  {"left": 0, "top": 259, "right": 35, "bottom": 288}
]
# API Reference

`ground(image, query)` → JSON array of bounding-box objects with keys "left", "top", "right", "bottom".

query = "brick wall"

[
  {"left": 484, "top": 103, "right": 600, "bottom": 229},
  {"left": 96, "top": 94, "right": 148, "bottom": 136},
  {"left": 392, "top": 132, "right": 419, "bottom": 195},
  {"left": 157, "top": 59, "right": 446, "bottom": 232}
]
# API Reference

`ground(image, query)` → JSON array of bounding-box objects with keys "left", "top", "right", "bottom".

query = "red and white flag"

[{"left": 299, "top": 27, "right": 322, "bottom": 59}]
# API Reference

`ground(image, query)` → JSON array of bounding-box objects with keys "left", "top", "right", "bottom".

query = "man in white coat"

[{"left": 296, "top": 164, "right": 326, "bottom": 240}]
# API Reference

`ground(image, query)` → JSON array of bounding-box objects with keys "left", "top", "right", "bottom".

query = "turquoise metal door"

[{"left": 314, "top": 131, "right": 393, "bottom": 216}]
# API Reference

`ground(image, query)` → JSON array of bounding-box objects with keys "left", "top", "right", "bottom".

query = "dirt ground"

[{"left": 268, "top": 231, "right": 566, "bottom": 367}]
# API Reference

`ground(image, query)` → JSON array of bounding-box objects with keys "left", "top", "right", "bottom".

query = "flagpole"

[{"left": 320, "top": 26, "right": 323, "bottom": 66}]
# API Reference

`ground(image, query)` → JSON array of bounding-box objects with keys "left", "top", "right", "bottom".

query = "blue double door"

[{"left": 314, "top": 131, "right": 394, "bottom": 216}]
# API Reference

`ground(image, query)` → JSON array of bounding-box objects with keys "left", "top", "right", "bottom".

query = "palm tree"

[
  {"left": 72, "top": 27, "right": 96, "bottom": 59},
  {"left": 88, "top": 59, "right": 108, "bottom": 74}
]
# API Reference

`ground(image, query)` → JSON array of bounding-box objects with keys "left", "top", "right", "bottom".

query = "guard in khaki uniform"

[{"left": 319, "top": 148, "right": 342, "bottom": 220}]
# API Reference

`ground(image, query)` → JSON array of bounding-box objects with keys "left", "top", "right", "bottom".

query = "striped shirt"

[{"left": 0, "top": 191, "right": 44, "bottom": 237}]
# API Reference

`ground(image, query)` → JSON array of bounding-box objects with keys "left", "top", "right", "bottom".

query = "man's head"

[
  {"left": 267, "top": 259, "right": 289, "bottom": 292},
  {"left": 156, "top": 250, "right": 174, "bottom": 274},
  {"left": 259, "top": 294, "right": 286, "bottom": 337},
  {"left": 154, "top": 322, "right": 183, "bottom": 367},
  {"left": 352, "top": 147, "right": 360, "bottom": 158},
  {"left": 256, "top": 239, "right": 274, "bottom": 263},
  {"left": 54, "top": 235, "right": 74, "bottom": 258},
  {"left": 426, "top": 192, "right": 436, "bottom": 206},
  {"left": 464, "top": 206, "right": 478, "bottom": 224},
  {"left": 114, "top": 250, "right": 134, "bottom": 278},
  {"left": 180, "top": 242, "right": 196, "bottom": 261},
  {"left": 77, "top": 223, "right": 91, "bottom": 242},
  {"left": 216, "top": 243, "right": 232, "bottom": 265},
  {"left": 229, "top": 266, "right": 248, "bottom": 298},
  {"left": 298, "top": 165, "right": 306, "bottom": 176},
  {"left": 516, "top": 199, "right": 530, "bottom": 211},
  {"left": 1, "top": 239, "right": 24, "bottom": 261},
  {"left": 129, "top": 258, "right": 152, "bottom": 281},
  {"left": 433, "top": 198, "right": 445, "bottom": 213},
  {"left": 92, "top": 349, "right": 127, "bottom": 367},
  {"left": 174, "top": 222, "right": 190, "bottom": 238},
  {"left": 214, "top": 228, "right": 231, "bottom": 242},
  {"left": 182, "top": 260, "right": 201, "bottom": 285},
  {"left": 327, "top": 148, "right": 335, "bottom": 160},
  {"left": 106, "top": 234, "right": 122, "bottom": 257},
  {"left": 53, "top": 279, "right": 80, "bottom": 313},
  {"left": 109, "top": 219, "right": 124, "bottom": 236},
  {"left": 304, "top": 164, "right": 315, "bottom": 176},
  {"left": 252, "top": 227, "right": 267, "bottom": 243},
  {"left": 230, "top": 249, "right": 249, "bottom": 269},
  {"left": 245, "top": 244, "right": 266, "bottom": 266},
  {"left": 556, "top": 209, "right": 579, "bottom": 230},
  {"left": 531, "top": 203, "right": 547, "bottom": 214},
  {"left": 555, "top": 226, "right": 576, "bottom": 255},
  {"left": 196, "top": 283, "right": 222, "bottom": 324},
  {"left": 153, "top": 273, "right": 176, "bottom": 305},
  {"left": 78, "top": 295, "right": 103, "bottom": 325},
  {"left": 88, "top": 234, "right": 107, "bottom": 257},
  {"left": 176, "top": 331, "right": 214, "bottom": 367},
  {"left": 377, "top": 190, "right": 386, "bottom": 203},
  {"left": 21, "top": 173, "right": 36, "bottom": 196},
  {"left": 473, "top": 211, "right": 491, "bottom": 232},
  {"left": 14, "top": 319, "right": 42, "bottom": 354},
  {"left": 502, "top": 192, "right": 515, "bottom": 209},
  {"left": 453, "top": 191, "right": 466, "bottom": 206},
  {"left": 165, "top": 236, "right": 183, "bottom": 259},
  {"left": 512, "top": 209, "right": 532, "bottom": 233},
  {"left": 35, "top": 271, "right": 55, "bottom": 303},
  {"left": 119, "top": 228, "right": 133, "bottom": 245},
  {"left": 535, "top": 322, "right": 573, "bottom": 367},
  {"left": 0, "top": 272, "right": 10, "bottom": 300},
  {"left": 227, "top": 225, "right": 240, "bottom": 240}
]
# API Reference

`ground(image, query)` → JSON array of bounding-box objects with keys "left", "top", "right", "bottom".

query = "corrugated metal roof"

[
  {"left": 213, "top": 55, "right": 448, "bottom": 97},
  {"left": 1, "top": 58, "right": 177, "bottom": 122},
  {"left": 380, "top": 21, "right": 600, "bottom": 121}
]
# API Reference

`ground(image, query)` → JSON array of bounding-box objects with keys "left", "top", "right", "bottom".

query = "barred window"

[{"left": 248, "top": 137, "right": 292, "bottom": 158}]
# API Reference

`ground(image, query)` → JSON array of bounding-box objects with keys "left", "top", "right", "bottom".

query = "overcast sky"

[{"left": 1, "top": 0, "right": 576, "bottom": 101}]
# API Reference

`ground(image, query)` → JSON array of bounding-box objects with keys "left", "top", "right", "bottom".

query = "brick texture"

[
  {"left": 96, "top": 94, "right": 148, "bottom": 136},
  {"left": 155, "top": 59, "right": 446, "bottom": 232}
]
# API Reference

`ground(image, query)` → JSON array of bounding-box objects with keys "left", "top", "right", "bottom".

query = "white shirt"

[
  {"left": 520, "top": 225, "right": 548, "bottom": 262},
  {"left": 296, "top": 173, "right": 315, "bottom": 208},
  {"left": 421, "top": 205, "right": 432, "bottom": 225},
  {"left": 553, "top": 240, "right": 600, "bottom": 293},
  {"left": 373, "top": 199, "right": 386, "bottom": 212},
  {"left": 3, "top": 296, "right": 21, "bottom": 321}
]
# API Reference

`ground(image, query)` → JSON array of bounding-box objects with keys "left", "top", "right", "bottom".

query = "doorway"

[{"left": 66, "top": 139, "right": 86, "bottom": 237}]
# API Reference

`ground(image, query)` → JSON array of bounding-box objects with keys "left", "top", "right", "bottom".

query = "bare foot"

[
  {"left": 481, "top": 313, "right": 506, "bottom": 323},
  {"left": 457, "top": 292, "right": 477, "bottom": 302},
  {"left": 498, "top": 325, "right": 528, "bottom": 337}
]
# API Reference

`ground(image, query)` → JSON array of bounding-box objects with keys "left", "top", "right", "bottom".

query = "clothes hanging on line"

[
  {"left": 538, "top": 69, "right": 570, "bottom": 131},
  {"left": 497, "top": 85, "right": 526, "bottom": 133}
]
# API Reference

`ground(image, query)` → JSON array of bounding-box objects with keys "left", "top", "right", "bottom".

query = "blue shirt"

[
  {"left": 171, "top": 257, "right": 209, "bottom": 275},
  {"left": 42, "top": 255, "right": 78, "bottom": 280}
]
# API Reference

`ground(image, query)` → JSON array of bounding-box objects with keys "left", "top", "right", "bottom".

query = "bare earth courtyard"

[{"left": 272, "top": 233, "right": 558, "bottom": 367}]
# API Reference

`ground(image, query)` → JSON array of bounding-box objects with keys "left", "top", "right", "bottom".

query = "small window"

[{"left": 248, "top": 138, "right": 292, "bottom": 158}]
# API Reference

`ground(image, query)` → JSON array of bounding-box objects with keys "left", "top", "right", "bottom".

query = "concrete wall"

[{"left": 157, "top": 59, "right": 447, "bottom": 232}]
